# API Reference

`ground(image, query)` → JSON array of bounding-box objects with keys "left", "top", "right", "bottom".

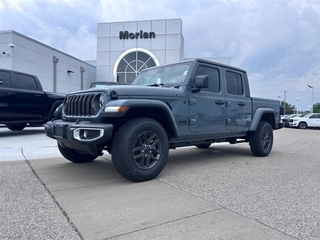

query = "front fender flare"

[{"left": 104, "top": 99, "right": 180, "bottom": 137}]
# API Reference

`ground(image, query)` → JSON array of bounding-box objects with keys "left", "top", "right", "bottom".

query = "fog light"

[
  {"left": 83, "top": 130, "right": 89, "bottom": 139},
  {"left": 74, "top": 128, "right": 104, "bottom": 141}
]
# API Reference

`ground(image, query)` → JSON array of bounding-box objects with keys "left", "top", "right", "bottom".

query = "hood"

[
  {"left": 80, "top": 85, "right": 177, "bottom": 97},
  {"left": 44, "top": 91, "right": 66, "bottom": 99}
]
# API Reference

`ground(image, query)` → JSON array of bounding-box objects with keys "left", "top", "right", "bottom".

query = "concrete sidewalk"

[{"left": 0, "top": 146, "right": 294, "bottom": 240}]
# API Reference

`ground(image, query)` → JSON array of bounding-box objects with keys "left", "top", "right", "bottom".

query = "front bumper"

[
  {"left": 45, "top": 119, "right": 113, "bottom": 155},
  {"left": 289, "top": 122, "right": 298, "bottom": 127}
]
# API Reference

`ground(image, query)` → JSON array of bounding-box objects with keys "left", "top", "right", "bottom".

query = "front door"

[{"left": 189, "top": 64, "right": 226, "bottom": 134}]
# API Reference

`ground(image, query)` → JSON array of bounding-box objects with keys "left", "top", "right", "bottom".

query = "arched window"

[{"left": 115, "top": 49, "right": 158, "bottom": 83}]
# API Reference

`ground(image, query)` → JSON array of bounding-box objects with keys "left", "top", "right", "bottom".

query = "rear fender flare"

[{"left": 250, "top": 108, "right": 276, "bottom": 131}]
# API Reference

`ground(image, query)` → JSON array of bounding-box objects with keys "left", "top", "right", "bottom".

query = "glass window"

[
  {"left": 132, "top": 62, "right": 192, "bottom": 86},
  {"left": 226, "top": 71, "right": 244, "bottom": 95},
  {"left": 14, "top": 73, "right": 38, "bottom": 90},
  {"left": 117, "top": 51, "right": 156, "bottom": 83},
  {"left": 0, "top": 71, "right": 12, "bottom": 88},
  {"left": 195, "top": 66, "right": 220, "bottom": 93}
]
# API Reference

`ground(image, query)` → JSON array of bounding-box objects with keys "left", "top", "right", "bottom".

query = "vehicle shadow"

[{"left": 0, "top": 127, "right": 45, "bottom": 137}]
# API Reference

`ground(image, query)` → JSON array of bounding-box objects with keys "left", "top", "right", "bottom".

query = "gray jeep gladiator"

[{"left": 45, "top": 59, "right": 283, "bottom": 182}]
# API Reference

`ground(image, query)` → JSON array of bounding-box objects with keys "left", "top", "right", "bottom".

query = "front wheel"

[
  {"left": 250, "top": 121, "right": 273, "bottom": 157},
  {"left": 112, "top": 118, "right": 169, "bottom": 182},
  {"left": 298, "top": 122, "right": 307, "bottom": 129},
  {"left": 58, "top": 144, "right": 98, "bottom": 163}
]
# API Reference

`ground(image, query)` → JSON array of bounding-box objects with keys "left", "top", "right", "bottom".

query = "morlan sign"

[{"left": 119, "top": 30, "right": 156, "bottom": 40}]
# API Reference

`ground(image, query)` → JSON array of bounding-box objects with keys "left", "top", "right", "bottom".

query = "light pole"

[
  {"left": 295, "top": 98, "right": 300, "bottom": 114},
  {"left": 307, "top": 85, "right": 314, "bottom": 113}
]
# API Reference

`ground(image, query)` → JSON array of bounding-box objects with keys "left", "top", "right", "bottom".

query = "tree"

[
  {"left": 313, "top": 102, "right": 320, "bottom": 113},
  {"left": 281, "top": 101, "right": 295, "bottom": 114}
]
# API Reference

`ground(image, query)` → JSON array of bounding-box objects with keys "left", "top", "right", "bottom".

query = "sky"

[{"left": 0, "top": 0, "right": 319, "bottom": 111}]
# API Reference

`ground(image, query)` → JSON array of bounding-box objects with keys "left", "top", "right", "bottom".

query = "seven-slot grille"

[{"left": 64, "top": 93, "right": 97, "bottom": 116}]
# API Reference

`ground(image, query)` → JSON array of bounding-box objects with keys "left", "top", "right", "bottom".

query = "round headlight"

[{"left": 99, "top": 94, "right": 106, "bottom": 108}]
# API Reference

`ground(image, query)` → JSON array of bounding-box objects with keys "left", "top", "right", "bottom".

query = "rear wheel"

[
  {"left": 298, "top": 122, "right": 307, "bottom": 129},
  {"left": 6, "top": 123, "right": 27, "bottom": 131},
  {"left": 58, "top": 144, "right": 98, "bottom": 163},
  {"left": 112, "top": 118, "right": 169, "bottom": 182},
  {"left": 250, "top": 121, "right": 273, "bottom": 157}
]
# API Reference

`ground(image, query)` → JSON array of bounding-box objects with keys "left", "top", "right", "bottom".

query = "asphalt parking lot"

[{"left": 0, "top": 126, "right": 319, "bottom": 240}]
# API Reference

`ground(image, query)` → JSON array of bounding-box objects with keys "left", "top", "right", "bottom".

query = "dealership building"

[{"left": 0, "top": 18, "right": 229, "bottom": 93}]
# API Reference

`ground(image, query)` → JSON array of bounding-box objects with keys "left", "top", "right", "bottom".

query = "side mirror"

[{"left": 192, "top": 75, "right": 209, "bottom": 93}]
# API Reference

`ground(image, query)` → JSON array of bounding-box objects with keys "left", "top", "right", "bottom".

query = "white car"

[{"left": 289, "top": 113, "right": 320, "bottom": 129}]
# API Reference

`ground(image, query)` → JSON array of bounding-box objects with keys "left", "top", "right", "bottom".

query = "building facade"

[
  {"left": 0, "top": 30, "right": 96, "bottom": 94},
  {"left": 1, "top": 19, "right": 231, "bottom": 93},
  {"left": 96, "top": 19, "right": 184, "bottom": 83}
]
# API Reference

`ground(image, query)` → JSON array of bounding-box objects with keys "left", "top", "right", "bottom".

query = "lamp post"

[
  {"left": 295, "top": 98, "right": 300, "bottom": 114},
  {"left": 307, "top": 85, "right": 314, "bottom": 113}
]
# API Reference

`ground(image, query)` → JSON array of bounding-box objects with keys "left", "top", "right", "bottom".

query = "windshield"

[{"left": 131, "top": 61, "right": 192, "bottom": 86}]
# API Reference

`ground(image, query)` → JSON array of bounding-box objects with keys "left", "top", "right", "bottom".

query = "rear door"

[
  {"left": 188, "top": 64, "right": 226, "bottom": 134},
  {"left": 0, "top": 70, "right": 15, "bottom": 120},
  {"left": 308, "top": 114, "right": 320, "bottom": 127},
  {"left": 224, "top": 69, "right": 251, "bottom": 133},
  {"left": 12, "top": 72, "right": 46, "bottom": 120}
]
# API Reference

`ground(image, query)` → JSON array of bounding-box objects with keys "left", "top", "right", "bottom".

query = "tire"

[
  {"left": 195, "top": 143, "right": 211, "bottom": 149},
  {"left": 112, "top": 118, "right": 169, "bottom": 182},
  {"left": 250, "top": 121, "right": 273, "bottom": 157},
  {"left": 58, "top": 144, "right": 98, "bottom": 163},
  {"left": 298, "top": 122, "right": 307, "bottom": 129},
  {"left": 6, "top": 123, "right": 27, "bottom": 131}
]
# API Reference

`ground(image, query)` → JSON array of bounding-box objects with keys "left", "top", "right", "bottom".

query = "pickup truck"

[
  {"left": 0, "top": 69, "right": 65, "bottom": 130},
  {"left": 45, "top": 59, "right": 283, "bottom": 182}
]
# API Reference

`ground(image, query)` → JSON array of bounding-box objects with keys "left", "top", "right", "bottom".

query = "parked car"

[
  {"left": 281, "top": 114, "right": 307, "bottom": 127},
  {"left": 289, "top": 113, "right": 320, "bottom": 129},
  {"left": 281, "top": 114, "right": 296, "bottom": 127},
  {"left": 0, "top": 69, "right": 65, "bottom": 131}
]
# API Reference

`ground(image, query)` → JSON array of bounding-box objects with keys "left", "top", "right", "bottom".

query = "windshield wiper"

[{"left": 147, "top": 83, "right": 164, "bottom": 87}]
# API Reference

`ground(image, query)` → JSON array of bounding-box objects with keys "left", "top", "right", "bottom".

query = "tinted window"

[
  {"left": 195, "top": 66, "right": 220, "bottom": 93},
  {"left": 310, "top": 114, "right": 320, "bottom": 119},
  {"left": 14, "top": 73, "right": 38, "bottom": 90},
  {"left": 226, "top": 71, "right": 244, "bottom": 95},
  {"left": 0, "top": 71, "right": 11, "bottom": 88}
]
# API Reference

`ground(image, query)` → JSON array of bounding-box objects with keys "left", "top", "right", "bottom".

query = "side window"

[
  {"left": 195, "top": 66, "right": 220, "bottom": 93},
  {"left": 0, "top": 71, "right": 12, "bottom": 88},
  {"left": 14, "top": 73, "right": 38, "bottom": 90},
  {"left": 226, "top": 71, "right": 244, "bottom": 95}
]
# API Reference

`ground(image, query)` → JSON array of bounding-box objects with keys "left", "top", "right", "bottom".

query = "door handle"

[
  {"left": 7, "top": 92, "right": 15, "bottom": 96},
  {"left": 238, "top": 102, "right": 246, "bottom": 106},
  {"left": 215, "top": 100, "right": 225, "bottom": 105}
]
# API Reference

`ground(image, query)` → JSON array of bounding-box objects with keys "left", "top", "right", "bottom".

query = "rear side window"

[
  {"left": 226, "top": 71, "right": 244, "bottom": 95},
  {"left": 0, "top": 71, "right": 12, "bottom": 88},
  {"left": 13, "top": 73, "right": 38, "bottom": 90}
]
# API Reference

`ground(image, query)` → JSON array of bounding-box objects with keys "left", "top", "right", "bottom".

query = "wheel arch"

[
  {"left": 249, "top": 108, "right": 276, "bottom": 131},
  {"left": 109, "top": 99, "right": 180, "bottom": 139}
]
